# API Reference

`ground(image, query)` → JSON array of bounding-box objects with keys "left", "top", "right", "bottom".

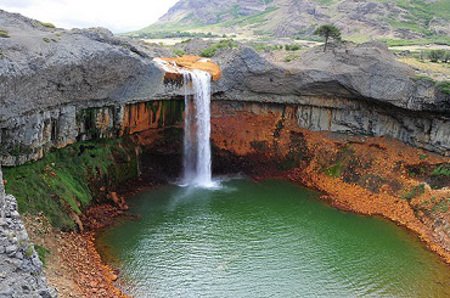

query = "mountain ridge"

[{"left": 134, "top": 0, "right": 450, "bottom": 41}]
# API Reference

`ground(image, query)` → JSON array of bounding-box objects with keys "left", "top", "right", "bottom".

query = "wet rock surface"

[{"left": 0, "top": 169, "right": 56, "bottom": 298}]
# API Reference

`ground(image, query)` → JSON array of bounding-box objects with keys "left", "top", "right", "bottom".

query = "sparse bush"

[
  {"left": 38, "top": 21, "right": 56, "bottom": 29},
  {"left": 426, "top": 50, "right": 450, "bottom": 63},
  {"left": 432, "top": 164, "right": 450, "bottom": 176},
  {"left": 436, "top": 81, "right": 450, "bottom": 95},
  {"left": 200, "top": 39, "right": 238, "bottom": 58},
  {"left": 42, "top": 37, "right": 51, "bottom": 43},
  {"left": 284, "top": 44, "right": 301, "bottom": 51},
  {"left": 0, "top": 29, "right": 10, "bottom": 38},
  {"left": 173, "top": 49, "right": 186, "bottom": 57}
]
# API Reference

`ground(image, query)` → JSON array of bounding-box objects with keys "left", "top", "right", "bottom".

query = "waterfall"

[{"left": 181, "top": 69, "right": 216, "bottom": 188}]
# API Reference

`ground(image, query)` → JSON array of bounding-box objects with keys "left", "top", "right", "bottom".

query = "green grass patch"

[{"left": 3, "top": 138, "right": 138, "bottom": 229}]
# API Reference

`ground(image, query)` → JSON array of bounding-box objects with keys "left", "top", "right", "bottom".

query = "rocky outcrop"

[
  {"left": 0, "top": 170, "right": 56, "bottom": 297},
  {"left": 0, "top": 9, "right": 449, "bottom": 164},
  {"left": 212, "top": 43, "right": 450, "bottom": 155}
]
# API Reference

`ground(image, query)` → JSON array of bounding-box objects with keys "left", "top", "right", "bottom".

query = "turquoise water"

[{"left": 97, "top": 179, "right": 450, "bottom": 297}]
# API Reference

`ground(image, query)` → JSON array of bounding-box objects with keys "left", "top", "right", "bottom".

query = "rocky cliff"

[
  {"left": 0, "top": 8, "right": 449, "bottom": 167},
  {"left": 212, "top": 42, "right": 450, "bottom": 155}
]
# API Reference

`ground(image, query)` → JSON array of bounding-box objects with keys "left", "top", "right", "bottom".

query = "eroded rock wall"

[{"left": 0, "top": 100, "right": 184, "bottom": 166}]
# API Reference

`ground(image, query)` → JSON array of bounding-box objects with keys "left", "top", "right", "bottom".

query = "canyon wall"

[{"left": 1, "top": 10, "right": 450, "bottom": 166}]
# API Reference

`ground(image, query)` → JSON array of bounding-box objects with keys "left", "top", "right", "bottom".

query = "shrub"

[
  {"left": 0, "top": 29, "right": 10, "bottom": 38},
  {"left": 284, "top": 44, "right": 301, "bottom": 51},
  {"left": 38, "top": 21, "right": 56, "bottom": 29},
  {"left": 200, "top": 39, "right": 238, "bottom": 58},
  {"left": 173, "top": 49, "right": 186, "bottom": 57},
  {"left": 432, "top": 164, "right": 450, "bottom": 176},
  {"left": 436, "top": 81, "right": 450, "bottom": 95},
  {"left": 428, "top": 50, "right": 445, "bottom": 62}
]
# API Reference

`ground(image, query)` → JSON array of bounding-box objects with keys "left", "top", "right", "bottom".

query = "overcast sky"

[{"left": 0, "top": 0, "right": 179, "bottom": 33}]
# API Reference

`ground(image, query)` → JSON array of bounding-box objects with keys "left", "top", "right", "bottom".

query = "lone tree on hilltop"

[{"left": 314, "top": 24, "right": 341, "bottom": 52}]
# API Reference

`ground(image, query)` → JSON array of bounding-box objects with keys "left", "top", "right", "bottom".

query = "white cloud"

[{"left": 0, "top": 0, "right": 179, "bottom": 33}]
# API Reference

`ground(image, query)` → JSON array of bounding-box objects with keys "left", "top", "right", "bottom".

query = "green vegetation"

[
  {"left": 325, "top": 161, "right": 344, "bottom": 178},
  {"left": 3, "top": 138, "right": 138, "bottom": 229},
  {"left": 384, "top": 36, "right": 450, "bottom": 47},
  {"left": 200, "top": 39, "right": 238, "bottom": 57},
  {"left": 432, "top": 164, "right": 450, "bottom": 176},
  {"left": 284, "top": 44, "right": 301, "bottom": 51},
  {"left": 314, "top": 24, "right": 341, "bottom": 51},
  {"left": 34, "top": 245, "right": 50, "bottom": 266},
  {"left": 217, "top": 6, "right": 279, "bottom": 28},
  {"left": 402, "top": 184, "right": 426, "bottom": 201},
  {"left": 38, "top": 21, "right": 56, "bottom": 29},
  {"left": 431, "top": 198, "right": 450, "bottom": 213},
  {"left": 428, "top": 50, "right": 450, "bottom": 63},
  {"left": 42, "top": 37, "right": 51, "bottom": 43},
  {"left": 436, "top": 81, "right": 450, "bottom": 95},
  {"left": 173, "top": 49, "right": 186, "bottom": 57},
  {"left": 134, "top": 31, "right": 220, "bottom": 39},
  {"left": 0, "top": 29, "right": 10, "bottom": 38}
]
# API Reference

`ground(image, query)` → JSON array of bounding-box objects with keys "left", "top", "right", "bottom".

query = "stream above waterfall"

[{"left": 97, "top": 179, "right": 450, "bottom": 297}]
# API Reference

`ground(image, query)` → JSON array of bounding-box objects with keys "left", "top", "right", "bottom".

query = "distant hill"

[{"left": 132, "top": 0, "right": 450, "bottom": 42}]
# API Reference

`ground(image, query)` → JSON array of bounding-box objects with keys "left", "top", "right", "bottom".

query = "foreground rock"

[{"left": 0, "top": 170, "right": 56, "bottom": 297}]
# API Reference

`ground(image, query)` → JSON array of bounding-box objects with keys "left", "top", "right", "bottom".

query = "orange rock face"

[{"left": 157, "top": 55, "right": 221, "bottom": 81}]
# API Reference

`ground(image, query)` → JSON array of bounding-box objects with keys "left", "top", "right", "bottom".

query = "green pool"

[{"left": 97, "top": 179, "right": 450, "bottom": 297}]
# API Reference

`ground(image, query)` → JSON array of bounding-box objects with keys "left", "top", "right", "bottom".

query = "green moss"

[{"left": 3, "top": 138, "right": 138, "bottom": 229}]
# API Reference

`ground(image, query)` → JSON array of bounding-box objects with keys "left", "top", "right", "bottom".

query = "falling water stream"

[{"left": 181, "top": 69, "right": 216, "bottom": 188}]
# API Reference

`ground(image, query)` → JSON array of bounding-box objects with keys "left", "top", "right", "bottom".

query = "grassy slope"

[
  {"left": 132, "top": 0, "right": 449, "bottom": 43},
  {"left": 3, "top": 138, "right": 138, "bottom": 229}
]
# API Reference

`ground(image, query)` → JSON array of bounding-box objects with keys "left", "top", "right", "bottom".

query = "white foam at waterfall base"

[{"left": 181, "top": 69, "right": 220, "bottom": 189}]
